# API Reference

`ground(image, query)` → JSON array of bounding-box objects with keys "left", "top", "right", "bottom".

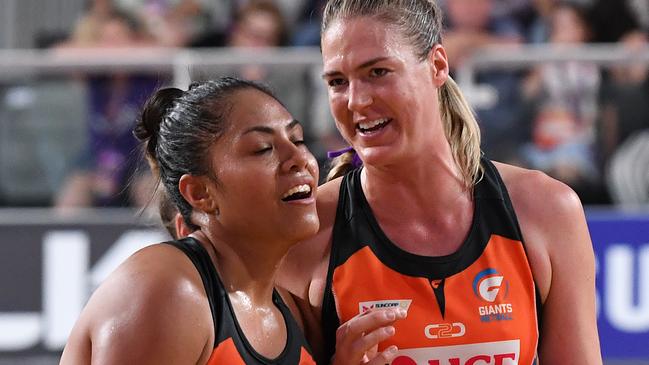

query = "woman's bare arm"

[
  {"left": 60, "top": 245, "right": 214, "bottom": 365},
  {"left": 498, "top": 163, "right": 602, "bottom": 364}
]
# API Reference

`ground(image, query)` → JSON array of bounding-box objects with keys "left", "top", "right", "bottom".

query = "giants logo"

[
  {"left": 389, "top": 340, "right": 520, "bottom": 365},
  {"left": 424, "top": 322, "right": 466, "bottom": 339},
  {"left": 472, "top": 269, "right": 509, "bottom": 303},
  {"left": 473, "top": 269, "right": 513, "bottom": 322}
]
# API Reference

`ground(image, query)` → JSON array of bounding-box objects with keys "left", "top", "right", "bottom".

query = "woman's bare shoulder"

[
  {"left": 493, "top": 162, "right": 584, "bottom": 221},
  {"left": 61, "top": 243, "right": 214, "bottom": 364},
  {"left": 317, "top": 176, "right": 344, "bottom": 227},
  {"left": 492, "top": 161, "right": 601, "bottom": 363},
  {"left": 492, "top": 161, "right": 591, "bottom": 300}
]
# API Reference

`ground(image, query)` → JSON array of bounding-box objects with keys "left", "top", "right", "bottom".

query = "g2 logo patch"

[{"left": 424, "top": 322, "right": 466, "bottom": 339}]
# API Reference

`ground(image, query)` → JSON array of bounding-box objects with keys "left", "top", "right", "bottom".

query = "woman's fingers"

[
  {"left": 337, "top": 308, "right": 407, "bottom": 340},
  {"left": 332, "top": 308, "right": 407, "bottom": 364},
  {"left": 367, "top": 345, "right": 399, "bottom": 365},
  {"left": 350, "top": 324, "right": 395, "bottom": 355}
]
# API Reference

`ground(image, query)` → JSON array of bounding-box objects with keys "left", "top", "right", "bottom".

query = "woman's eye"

[
  {"left": 254, "top": 146, "right": 272, "bottom": 155},
  {"left": 292, "top": 139, "right": 305, "bottom": 146},
  {"left": 328, "top": 78, "right": 347, "bottom": 88},
  {"left": 370, "top": 68, "right": 389, "bottom": 77}
]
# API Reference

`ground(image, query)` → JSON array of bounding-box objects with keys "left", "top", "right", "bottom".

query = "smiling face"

[
  {"left": 321, "top": 16, "right": 448, "bottom": 167},
  {"left": 206, "top": 88, "right": 319, "bottom": 245}
]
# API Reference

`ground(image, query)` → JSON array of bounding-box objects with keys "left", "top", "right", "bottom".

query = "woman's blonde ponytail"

[{"left": 439, "top": 76, "right": 483, "bottom": 188}]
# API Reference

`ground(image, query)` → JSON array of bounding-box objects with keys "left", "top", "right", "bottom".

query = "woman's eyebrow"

[
  {"left": 242, "top": 119, "right": 301, "bottom": 135},
  {"left": 322, "top": 56, "right": 390, "bottom": 79}
]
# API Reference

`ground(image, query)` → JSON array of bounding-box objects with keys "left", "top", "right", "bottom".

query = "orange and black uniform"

[
  {"left": 166, "top": 237, "right": 316, "bottom": 365},
  {"left": 322, "top": 159, "right": 541, "bottom": 365}
]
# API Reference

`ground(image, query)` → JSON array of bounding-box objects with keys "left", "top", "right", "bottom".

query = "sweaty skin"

[{"left": 61, "top": 87, "right": 321, "bottom": 365}]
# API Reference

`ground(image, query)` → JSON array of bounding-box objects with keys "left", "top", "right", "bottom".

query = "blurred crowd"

[{"left": 5, "top": 0, "right": 649, "bottom": 209}]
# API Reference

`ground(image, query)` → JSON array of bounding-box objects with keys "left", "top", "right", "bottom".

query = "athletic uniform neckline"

[
  {"left": 180, "top": 237, "right": 294, "bottom": 364},
  {"left": 216, "top": 274, "right": 293, "bottom": 363},
  {"left": 321, "top": 159, "right": 541, "bottom": 363},
  {"left": 353, "top": 167, "right": 482, "bottom": 267}
]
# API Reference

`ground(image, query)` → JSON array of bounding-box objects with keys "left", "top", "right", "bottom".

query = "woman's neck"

[
  {"left": 190, "top": 230, "right": 287, "bottom": 305},
  {"left": 362, "top": 147, "right": 470, "bottom": 210},
  {"left": 190, "top": 230, "right": 291, "bottom": 360},
  {"left": 360, "top": 149, "right": 474, "bottom": 256}
]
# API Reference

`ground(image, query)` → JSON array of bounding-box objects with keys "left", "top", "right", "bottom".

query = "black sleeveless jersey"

[
  {"left": 322, "top": 159, "right": 541, "bottom": 364},
  {"left": 165, "top": 237, "right": 316, "bottom": 364}
]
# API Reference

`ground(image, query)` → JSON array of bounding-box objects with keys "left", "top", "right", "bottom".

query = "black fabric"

[
  {"left": 165, "top": 237, "right": 312, "bottom": 364},
  {"left": 432, "top": 278, "right": 447, "bottom": 318},
  {"left": 321, "top": 157, "right": 542, "bottom": 361},
  {"left": 486, "top": 160, "right": 545, "bottom": 333}
]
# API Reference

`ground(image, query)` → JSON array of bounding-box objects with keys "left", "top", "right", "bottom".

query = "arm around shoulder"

[
  {"left": 501, "top": 166, "right": 603, "bottom": 364},
  {"left": 60, "top": 245, "right": 214, "bottom": 365}
]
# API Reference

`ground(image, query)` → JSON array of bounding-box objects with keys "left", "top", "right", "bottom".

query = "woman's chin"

[
  {"left": 287, "top": 215, "right": 320, "bottom": 244},
  {"left": 356, "top": 145, "right": 399, "bottom": 167}
]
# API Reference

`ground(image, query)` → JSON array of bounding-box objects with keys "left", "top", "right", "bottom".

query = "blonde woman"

[{"left": 279, "top": 1, "right": 603, "bottom": 364}]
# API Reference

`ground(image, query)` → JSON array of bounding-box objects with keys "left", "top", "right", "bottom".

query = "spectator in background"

[
  {"left": 607, "top": 127, "right": 649, "bottom": 205},
  {"left": 291, "top": 0, "right": 327, "bottom": 46},
  {"left": 223, "top": 0, "right": 302, "bottom": 119},
  {"left": 492, "top": 0, "right": 536, "bottom": 26},
  {"left": 71, "top": 0, "right": 116, "bottom": 44},
  {"left": 197, "top": 0, "right": 341, "bottom": 170},
  {"left": 526, "top": 0, "right": 557, "bottom": 43},
  {"left": 116, "top": 0, "right": 213, "bottom": 47},
  {"left": 62, "top": 0, "right": 133, "bottom": 47},
  {"left": 55, "top": 10, "right": 160, "bottom": 209},
  {"left": 229, "top": 0, "right": 288, "bottom": 47},
  {"left": 195, "top": 0, "right": 289, "bottom": 51},
  {"left": 190, "top": 0, "right": 288, "bottom": 82},
  {"left": 599, "top": 30, "right": 649, "bottom": 161},
  {"left": 599, "top": 29, "right": 649, "bottom": 204},
  {"left": 589, "top": 0, "right": 643, "bottom": 44},
  {"left": 193, "top": 0, "right": 320, "bottom": 154},
  {"left": 519, "top": 2, "right": 604, "bottom": 203},
  {"left": 443, "top": 0, "right": 522, "bottom": 69},
  {"left": 630, "top": 0, "right": 649, "bottom": 33},
  {"left": 442, "top": 0, "right": 525, "bottom": 162},
  {"left": 228, "top": 0, "right": 311, "bottom": 33}
]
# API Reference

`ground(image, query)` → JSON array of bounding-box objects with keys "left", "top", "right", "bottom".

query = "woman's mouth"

[
  {"left": 281, "top": 184, "right": 313, "bottom": 202},
  {"left": 357, "top": 118, "right": 392, "bottom": 134}
]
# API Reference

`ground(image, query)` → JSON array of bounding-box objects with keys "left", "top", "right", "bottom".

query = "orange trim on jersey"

[
  {"left": 300, "top": 347, "right": 318, "bottom": 364},
  {"left": 208, "top": 338, "right": 246, "bottom": 364},
  {"left": 207, "top": 337, "right": 317, "bottom": 364},
  {"left": 332, "top": 234, "right": 538, "bottom": 365}
]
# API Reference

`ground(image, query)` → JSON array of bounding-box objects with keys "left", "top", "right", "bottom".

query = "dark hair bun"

[
  {"left": 134, "top": 87, "right": 183, "bottom": 141},
  {"left": 134, "top": 87, "right": 183, "bottom": 156}
]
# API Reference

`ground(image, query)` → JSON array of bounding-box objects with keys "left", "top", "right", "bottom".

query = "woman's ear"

[
  {"left": 178, "top": 174, "right": 219, "bottom": 215},
  {"left": 428, "top": 44, "right": 449, "bottom": 87}
]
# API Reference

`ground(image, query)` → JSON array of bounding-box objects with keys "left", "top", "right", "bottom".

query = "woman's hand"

[{"left": 331, "top": 308, "right": 407, "bottom": 365}]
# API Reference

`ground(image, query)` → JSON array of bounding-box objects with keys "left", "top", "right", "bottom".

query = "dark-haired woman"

[{"left": 60, "top": 77, "right": 318, "bottom": 364}]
